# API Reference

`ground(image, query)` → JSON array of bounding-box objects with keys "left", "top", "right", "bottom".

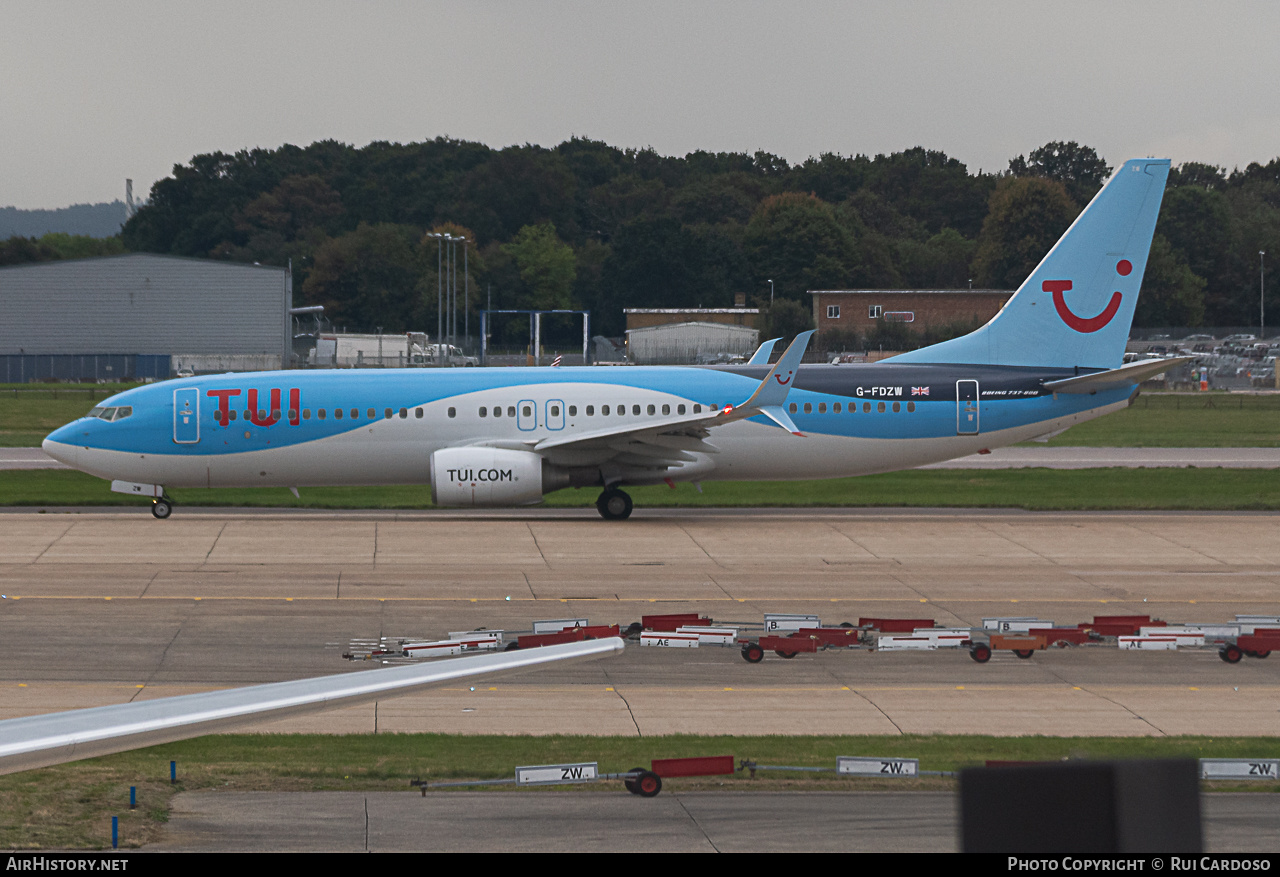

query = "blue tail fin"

[{"left": 888, "top": 158, "right": 1170, "bottom": 369}]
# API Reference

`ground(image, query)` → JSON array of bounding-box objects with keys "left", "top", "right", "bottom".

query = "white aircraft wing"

[
  {"left": 0, "top": 637, "right": 624, "bottom": 775},
  {"left": 486, "top": 332, "right": 814, "bottom": 479}
]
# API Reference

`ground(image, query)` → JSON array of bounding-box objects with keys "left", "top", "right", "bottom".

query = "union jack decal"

[{"left": 911, "top": 386, "right": 930, "bottom": 396}]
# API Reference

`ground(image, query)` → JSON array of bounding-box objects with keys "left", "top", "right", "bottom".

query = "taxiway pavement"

[
  {"left": 3, "top": 508, "right": 1280, "bottom": 737},
  {"left": 144, "top": 790, "right": 1280, "bottom": 853}
]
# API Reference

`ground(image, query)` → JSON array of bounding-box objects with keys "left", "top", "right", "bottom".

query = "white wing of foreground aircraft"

[
  {"left": 44, "top": 159, "right": 1178, "bottom": 520},
  {"left": 0, "top": 637, "right": 624, "bottom": 775}
]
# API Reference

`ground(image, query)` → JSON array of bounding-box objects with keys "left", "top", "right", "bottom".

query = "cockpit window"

[{"left": 87, "top": 406, "right": 133, "bottom": 421}]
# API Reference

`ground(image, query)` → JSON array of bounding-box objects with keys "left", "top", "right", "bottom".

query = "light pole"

[
  {"left": 461, "top": 237, "right": 470, "bottom": 349},
  {"left": 446, "top": 234, "right": 458, "bottom": 346},
  {"left": 426, "top": 233, "right": 444, "bottom": 351},
  {"left": 1262, "top": 251, "right": 1267, "bottom": 340},
  {"left": 767, "top": 279, "right": 774, "bottom": 304}
]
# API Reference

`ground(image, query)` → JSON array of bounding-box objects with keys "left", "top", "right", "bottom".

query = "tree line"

[{"left": 4, "top": 139, "right": 1278, "bottom": 345}]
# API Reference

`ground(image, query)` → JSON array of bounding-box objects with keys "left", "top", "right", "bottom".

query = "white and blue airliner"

[{"left": 44, "top": 159, "right": 1180, "bottom": 520}]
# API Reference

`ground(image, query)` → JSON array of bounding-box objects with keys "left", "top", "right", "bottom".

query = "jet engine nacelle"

[{"left": 430, "top": 447, "right": 548, "bottom": 507}]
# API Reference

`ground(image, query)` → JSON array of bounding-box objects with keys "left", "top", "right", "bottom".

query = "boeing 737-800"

[{"left": 43, "top": 158, "right": 1178, "bottom": 520}]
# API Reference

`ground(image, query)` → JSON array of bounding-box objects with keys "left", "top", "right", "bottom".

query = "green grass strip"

[
  {"left": 1027, "top": 392, "right": 1280, "bottom": 448},
  {"left": 2, "top": 467, "right": 1278, "bottom": 511}
]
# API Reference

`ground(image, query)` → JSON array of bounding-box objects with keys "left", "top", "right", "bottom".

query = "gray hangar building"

[{"left": 0, "top": 253, "right": 292, "bottom": 382}]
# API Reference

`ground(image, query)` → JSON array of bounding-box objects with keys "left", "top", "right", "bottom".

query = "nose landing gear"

[
  {"left": 595, "top": 488, "right": 633, "bottom": 520},
  {"left": 152, "top": 496, "right": 174, "bottom": 519}
]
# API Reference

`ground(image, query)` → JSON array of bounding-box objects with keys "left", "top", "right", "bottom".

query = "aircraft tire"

[
  {"left": 152, "top": 499, "right": 173, "bottom": 520},
  {"left": 596, "top": 489, "right": 633, "bottom": 521}
]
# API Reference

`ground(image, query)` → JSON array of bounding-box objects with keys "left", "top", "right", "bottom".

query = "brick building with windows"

[{"left": 810, "top": 289, "right": 1013, "bottom": 345}]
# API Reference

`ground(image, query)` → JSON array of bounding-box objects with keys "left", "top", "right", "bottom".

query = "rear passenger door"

[{"left": 956, "top": 380, "right": 979, "bottom": 435}]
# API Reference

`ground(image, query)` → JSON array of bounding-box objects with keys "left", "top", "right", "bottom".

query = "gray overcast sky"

[{"left": 2, "top": 1, "right": 1277, "bottom": 209}]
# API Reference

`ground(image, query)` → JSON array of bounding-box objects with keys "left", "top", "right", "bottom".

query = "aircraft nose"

[{"left": 42, "top": 426, "right": 80, "bottom": 467}]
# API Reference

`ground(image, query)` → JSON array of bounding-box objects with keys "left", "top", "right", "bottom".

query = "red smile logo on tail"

[{"left": 1043, "top": 260, "right": 1130, "bottom": 333}]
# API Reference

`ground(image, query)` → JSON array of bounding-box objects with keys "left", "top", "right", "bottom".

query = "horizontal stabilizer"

[{"left": 1042, "top": 357, "right": 1192, "bottom": 394}]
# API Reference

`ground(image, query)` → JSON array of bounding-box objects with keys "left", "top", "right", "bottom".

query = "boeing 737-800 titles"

[{"left": 43, "top": 159, "right": 1179, "bottom": 520}]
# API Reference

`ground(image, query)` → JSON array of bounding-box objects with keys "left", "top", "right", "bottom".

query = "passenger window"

[
  {"left": 522, "top": 405, "right": 532, "bottom": 417},
  {"left": 335, "top": 409, "right": 343, "bottom": 419},
  {"left": 492, "top": 407, "right": 502, "bottom": 418},
  {"left": 907, "top": 401, "right": 915, "bottom": 413},
  {"left": 892, "top": 402, "right": 900, "bottom": 413},
  {"left": 586, "top": 405, "right": 595, "bottom": 416},
  {"left": 803, "top": 403, "right": 812, "bottom": 413},
  {"left": 789, "top": 403, "right": 797, "bottom": 414},
  {"left": 415, "top": 408, "right": 424, "bottom": 418},
  {"left": 662, "top": 404, "right": 669, "bottom": 415},
  {"left": 287, "top": 409, "right": 297, "bottom": 421},
  {"left": 633, "top": 405, "right": 641, "bottom": 415},
  {"left": 399, "top": 408, "right": 408, "bottom": 418},
  {"left": 677, "top": 404, "right": 685, "bottom": 415},
  {"left": 507, "top": 406, "right": 515, "bottom": 417},
  {"left": 618, "top": 405, "right": 626, "bottom": 417},
  {"left": 568, "top": 405, "right": 576, "bottom": 416},
  {"left": 646, "top": 404, "right": 655, "bottom": 415},
  {"left": 319, "top": 409, "right": 327, "bottom": 420},
  {"left": 448, "top": 407, "right": 456, "bottom": 418},
  {"left": 351, "top": 409, "right": 359, "bottom": 419},
  {"left": 834, "top": 402, "right": 841, "bottom": 413},
  {"left": 877, "top": 402, "right": 886, "bottom": 413},
  {"left": 601, "top": 405, "right": 610, "bottom": 415},
  {"left": 367, "top": 408, "right": 375, "bottom": 419},
  {"left": 301, "top": 410, "right": 308, "bottom": 420},
  {"left": 551, "top": 405, "right": 560, "bottom": 417},
  {"left": 479, "top": 407, "right": 487, "bottom": 418},
  {"left": 818, "top": 403, "right": 827, "bottom": 414},
  {"left": 710, "top": 404, "right": 719, "bottom": 411},
  {"left": 693, "top": 404, "right": 702, "bottom": 413},
  {"left": 271, "top": 409, "right": 281, "bottom": 420},
  {"left": 863, "top": 402, "right": 871, "bottom": 413}
]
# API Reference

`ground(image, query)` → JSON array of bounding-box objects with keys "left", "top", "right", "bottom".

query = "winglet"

[
  {"left": 758, "top": 405, "right": 804, "bottom": 436},
  {"left": 737, "top": 330, "right": 813, "bottom": 410},
  {"left": 747, "top": 338, "right": 781, "bottom": 365}
]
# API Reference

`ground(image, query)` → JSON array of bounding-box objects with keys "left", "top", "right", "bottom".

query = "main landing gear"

[
  {"left": 152, "top": 496, "right": 174, "bottom": 519},
  {"left": 595, "top": 488, "right": 633, "bottom": 521}
]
